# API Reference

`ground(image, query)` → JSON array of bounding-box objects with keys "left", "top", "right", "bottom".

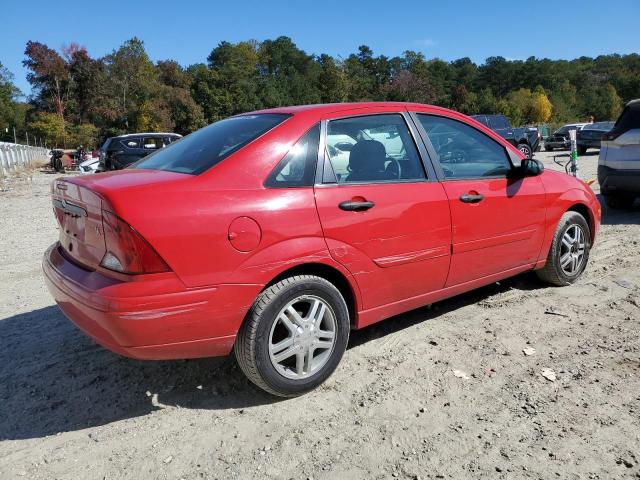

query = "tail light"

[{"left": 100, "top": 210, "right": 170, "bottom": 274}]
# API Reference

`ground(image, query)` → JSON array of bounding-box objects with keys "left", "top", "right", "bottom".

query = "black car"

[
  {"left": 99, "top": 133, "right": 182, "bottom": 171},
  {"left": 471, "top": 114, "right": 540, "bottom": 159},
  {"left": 576, "top": 121, "right": 615, "bottom": 155},
  {"left": 544, "top": 124, "right": 588, "bottom": 151}
]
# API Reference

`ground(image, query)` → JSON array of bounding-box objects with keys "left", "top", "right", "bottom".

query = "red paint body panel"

[
  {"left": 42, "top": 102, "right": 601, "bottom": 360},
  {"left": 315, "top": 182, "right": 451, "bottom": 310},
  {"left": 441, "top": 176, "right": 546, "bottom": 286}
]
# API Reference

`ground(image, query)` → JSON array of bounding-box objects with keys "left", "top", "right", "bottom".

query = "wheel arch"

[
  {"left": 264, "top": 263, "right": 359, "bottom": 328},
  {"left": 567, "top": 202, "right": 596, "bottom": 242}
]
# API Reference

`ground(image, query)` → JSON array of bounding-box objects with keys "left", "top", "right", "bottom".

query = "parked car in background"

[
  {"left": 544, "top": 123, "right": 588, "bottom": 151},
  {"left": 44, "top": 102, "right": 600, "bottom": 397},
  {"left": 598, "top": 99, "right": 640, "bottom": 208},
  {"left": 79, "top": 155, "right": 100, "bottom": 175},
  {"left": 471, "top": 114, "right": 540, "bottom": 159},
  {"left": 99, "top": 133, "right": 182, "bottom": 171},
  {"left": 576, "top": 121, "right": 615, "bottom": 155}
]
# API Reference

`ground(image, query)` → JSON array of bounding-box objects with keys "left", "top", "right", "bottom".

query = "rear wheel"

[
  {"left": 604, "top": 194, "right": 636, "bottom": 209},
  {"left": 545, "top": 145, "right": 554, "bottom": 152},
  {"left": 517, "top": 143, "right": 533, "bottom": 159},
  {"left": 536, "top": 211, "right": 591, "bottom": 286},
  {"left": 235, "top": 275, "right": 350, "bottom": 397}
]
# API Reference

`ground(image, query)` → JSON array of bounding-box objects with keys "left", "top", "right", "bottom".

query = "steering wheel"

[
  {"left": 386, "top": 157, "right": 402, "bottom": 179},
  {"left": 451, "top": 149, "right": 466, "bottom": 163}
]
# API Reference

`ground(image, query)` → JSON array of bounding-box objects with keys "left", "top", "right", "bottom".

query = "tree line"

[{"left": 1, "top": 36, "right": 638, "bottom": 148}]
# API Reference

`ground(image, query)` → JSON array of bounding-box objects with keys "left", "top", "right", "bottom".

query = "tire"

[
  {"left": 536, "top": 211, "right": 591, "bottom": 286},
  {"left": 235, "top": 275, "right": 350, "bottom": 397},
  {"left": 517, "top": 143, "right": 533, "bottom": 159},
  {"left": 577, "top": 146, "right": 587, "bottom": 155},
  {"left": 604, "top": 194, "right": 636, "bottom": 209},
  {"left": 545, "top": 145, "right": 554, "bottom": 152}
]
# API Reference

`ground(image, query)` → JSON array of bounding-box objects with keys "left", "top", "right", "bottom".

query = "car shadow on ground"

[
  {"left": 597, "top": 194, "right": 640, "bottom": 225},
  {"left": 0, "top": 273, "right": 546, "bottom": 441}
]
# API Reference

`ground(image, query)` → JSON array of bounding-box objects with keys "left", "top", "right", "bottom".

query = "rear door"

[
  {"left": 314, "top": 109, "right": 451, "bottom": 311},
  {"left": 413, "top": 112, "right": 546, "bottom": 286}
]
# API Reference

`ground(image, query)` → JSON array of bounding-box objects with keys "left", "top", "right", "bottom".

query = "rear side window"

[
  {"left": 143, "top": 137, "right": 163, "bottom": 150},
  {"left": 265, "top": 124, "right": 320, "bottom": 188},
  {"left": 489, "top": 116, "right": 509, "bottom": 129},
  {"left": 121, "top": 138, "right": 140, "bottom": 149},
  {"left": 134, "top": 114, "right": 290, "bottom": 175},
  {"left": 325, "top": 114, "right": 425, "bottom": 183},
  {"left": 417, "top": 114, "right": 512, "bottom": 179}
]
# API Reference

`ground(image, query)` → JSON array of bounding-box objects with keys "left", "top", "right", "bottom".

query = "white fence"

[{"left": 0, "top": 142, "right": 50, "bottom": 177}]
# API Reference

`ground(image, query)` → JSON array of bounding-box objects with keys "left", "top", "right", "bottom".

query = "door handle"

[
  {"left": 460, "top": 193, "right": 484, "bottom": 204},
  {"left": 339, "top": 200, "right": 375, "bottom": 211}
]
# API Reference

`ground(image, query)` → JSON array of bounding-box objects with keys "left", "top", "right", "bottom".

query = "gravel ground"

[{"left": 0, "top": 150, "right": 639, "bottom": 480}]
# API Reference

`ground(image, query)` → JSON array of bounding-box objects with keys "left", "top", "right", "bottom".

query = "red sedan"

[{"left": 43, "top": 103, "right": 601, "bottom": 396}]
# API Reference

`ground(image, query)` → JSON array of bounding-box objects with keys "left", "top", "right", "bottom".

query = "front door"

[
  {"left": 414, "top": 113, "right": 546, "bottom": 287},
  {"left": 314, "top": 111, "right": 451, "bottom": 311}
]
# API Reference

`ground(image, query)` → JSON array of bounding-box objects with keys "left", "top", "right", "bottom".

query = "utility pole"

[{"left": 13, "top": 126, "right": 17, "bottom": 144}]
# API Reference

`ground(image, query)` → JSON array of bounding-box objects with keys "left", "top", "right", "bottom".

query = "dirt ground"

[{"left": 0, "top": 150, "right": 639, "bottom": 480}]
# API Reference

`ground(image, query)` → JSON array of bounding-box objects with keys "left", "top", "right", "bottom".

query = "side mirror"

[{"left": 519, "top": 158, "right": 544, "bottom": 177}]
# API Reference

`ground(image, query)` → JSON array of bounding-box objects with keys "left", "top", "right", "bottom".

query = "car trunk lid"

[{"left": 52, "top": 178, "right": 106, "bottom": 270}]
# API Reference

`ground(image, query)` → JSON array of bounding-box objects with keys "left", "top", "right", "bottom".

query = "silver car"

[{"left": 598, "top": 100, "right": 640, "bottom": 208}]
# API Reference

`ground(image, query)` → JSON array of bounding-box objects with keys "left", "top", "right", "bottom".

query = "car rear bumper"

[
  {"left": 43, "top": 243, "right": 262, "bottom": 360},
  {"left": 598, "top": 165, "right": 640, "bottom": 195}
]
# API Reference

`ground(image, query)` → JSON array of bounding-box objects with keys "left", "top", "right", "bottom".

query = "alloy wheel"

[
  {"left": 268, "top": 295, "right": 337, "bottom": 380},
  {"left": 559, "top": 224, "right": 586, "bottom": 276}
]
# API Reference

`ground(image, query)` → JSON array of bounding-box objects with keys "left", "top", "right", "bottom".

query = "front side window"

[
  {"left": 325, "top": 114, "right": 425, "bottom": 183},
  {"left": 134, "top": 113, "right": 290, "bottom": 175},
  {"left": 265, "top": 124, "right": 320, "bottom": 188},
  {"left": 417, "top": 114, "right": 512, "bottom": 179}
]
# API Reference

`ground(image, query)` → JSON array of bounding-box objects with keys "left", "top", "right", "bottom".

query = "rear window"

[
  {"left": 134, "top": 114, "right": 290, "bottom": 174},
  {"left": 613, "top": 106, "right": 640, "bottom": 134}
]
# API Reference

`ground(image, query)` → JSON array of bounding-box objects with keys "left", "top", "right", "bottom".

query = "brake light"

[{"left": 100, "top": 210, "right": 170, "bottom": 274}]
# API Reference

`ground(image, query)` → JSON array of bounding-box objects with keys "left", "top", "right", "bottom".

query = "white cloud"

[{"left": 416, "top": 38, "right": 436, "bottom": 48}]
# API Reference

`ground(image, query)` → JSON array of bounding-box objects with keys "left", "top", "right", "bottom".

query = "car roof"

[
  {"left": 113, "top": 132, "right": 182, "bottom": 139},
  {"left": 244, "top": 102, "right": 455, "bottom": 117}
]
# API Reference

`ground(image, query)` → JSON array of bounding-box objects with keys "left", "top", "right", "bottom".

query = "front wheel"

[
  {"left": 235, "top": 275, "right": 350, "bottom": 397},
  {"left": 545, "top": 145, "right": 554, "bottom": 152},
  {"left": 536, "top": 211, "right": 591, "bottom": 286},
  {"left": 517, "top": 143, "right": 533, "bottom": 159},
  {"left": 577, "top": 146, "right": 587, "bottom": 155}
]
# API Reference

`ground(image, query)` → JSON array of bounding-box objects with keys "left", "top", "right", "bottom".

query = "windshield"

[{"left": 134, "top": 113, "right": 290, "bottom": 174}]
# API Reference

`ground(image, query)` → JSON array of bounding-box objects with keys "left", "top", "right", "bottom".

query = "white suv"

[{"left": 598, "top": 99, "right": 640, "bottom": 208}]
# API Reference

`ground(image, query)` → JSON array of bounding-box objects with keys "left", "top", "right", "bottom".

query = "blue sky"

[{"left": 2, "top": 0, "right": 639, "bottom": 95}]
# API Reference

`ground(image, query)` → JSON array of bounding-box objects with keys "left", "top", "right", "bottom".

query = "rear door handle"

[
  {"left": 339, "top": 200, "right": 375, "bottom": 211},
  {"left": 460, "top": 193, "right": 484, "bottom": 204}
]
